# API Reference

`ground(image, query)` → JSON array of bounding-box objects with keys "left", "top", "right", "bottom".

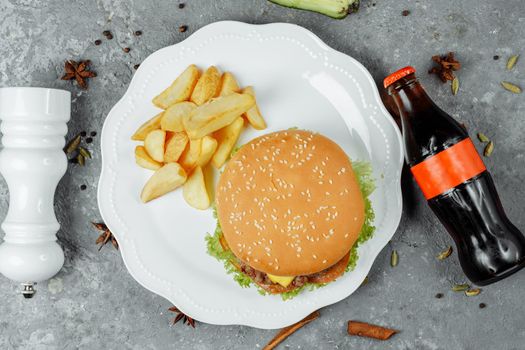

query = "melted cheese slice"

[{"left": 267, "top": 274, "right": 295, "bottom": 288}]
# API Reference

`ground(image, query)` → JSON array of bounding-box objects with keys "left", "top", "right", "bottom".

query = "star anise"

[
  {"left": 168, "top": 306, "right": 196, "bottom": 328},
  {"left": 61, "top": 60, "right": 97, "bottom": 89},
  {"left": 428, "top": 52, "right": 461, "bottom": 83},
  {"left": 92, "top": 222, "right": 118, "bottom": 250}
]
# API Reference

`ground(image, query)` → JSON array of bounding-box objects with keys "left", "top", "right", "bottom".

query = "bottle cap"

[{"left": 383, "top": 66, "right": 416, "bottom": 88}]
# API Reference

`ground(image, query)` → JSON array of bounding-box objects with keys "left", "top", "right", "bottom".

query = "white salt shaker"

[{"left": 0, "top": 87, "right": 70, "bottom": 297}]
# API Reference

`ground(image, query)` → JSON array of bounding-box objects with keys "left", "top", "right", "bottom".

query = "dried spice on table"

[
  {"left": 506, "top": 55, "right": 519, "bottom": 70},
  {"left": 347, "top": 321, "right": 398, "bottom": 340},
  {"left": 465, "top": 288, "right": 481, "bottom": 297},
  {"left": 61, "top": 60, "right": 97, "bottom": 89},
  {"left": 103, "top": 30, "right": 113, "bottom": 40},
  {"left": 428, "top": 52, "right": 462, "bottom": 95},
  {"left": 263, "top": 311, "right": 320, "bottom": 350},
  {"left": 477, "top": 132, "right": 490, "bottom": 143},
  {"left": 92, "top": 222, "right": 119, "bottom": 250},
  {"left": 390, "top": 250, "right": 398, "bottom": 267},
  {"left": 484, "top": 141, "right": 494, "bottom": 157},
  {"left": 64, "top": 132, "right": 94, "bottom": 166},
  {"left": 501, "top": 81, "right": 522, "bottom": 94},
  {"left": 452, "top": 283, "right": 469, "bottom": 292},
  {"left": 168, "top": 306, "right": 196, "bottom": 328},
  {"left": 437, "top": 246, "right": 453, "bottom": 260}
]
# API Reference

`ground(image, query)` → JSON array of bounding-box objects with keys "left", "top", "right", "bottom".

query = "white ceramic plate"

[{"left": 98, "top": 21, "right": 403, "bottom": 329}]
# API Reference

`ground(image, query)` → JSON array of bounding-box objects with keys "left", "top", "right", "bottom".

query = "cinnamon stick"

[
  {"left": 263, "top": 310, "right": 320, "bottom": 350},
  {"left": 347, "top": 321, "right": 397, "bottom": 340}
]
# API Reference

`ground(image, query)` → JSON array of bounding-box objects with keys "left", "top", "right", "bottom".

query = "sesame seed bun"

[{"left": 216, "top": 130, "right": 365, "bottom": 276}]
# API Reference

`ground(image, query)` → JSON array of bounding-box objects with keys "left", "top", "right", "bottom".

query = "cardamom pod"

[
  {"left": 451, "top": 77, "right": 459, "bottom": 95},
  {"left": 452, "top": 283, "right": 470, "bottom": 292},
  {"left": 465, "top": 288, "right": 481, "bottom": 297},
  {"left": 506, "top": 55, "right": 519, "bottom": 70},
  {"left": 79, "top": 147, "right": 92, "bottom": 159},
  {"left": 390, "top": 250, "right": 398, "bottom": 267},
  {"left": 484, "top": 141, "right": 494, "bottom": 157},
  {"left": 437, "top": 246, "right": 453, "bottom": 260},
  {"left": 501, "top": 81, "right": 522, "bottom": 94},
  {"left": 64, "top": 134, "right": 81, "bottom": 155},
  {"left": 477, "top": 132, "right": 490, "bottom": 143},
  {"left": 77, "top": 153, "right": 85, "bottom": 166}
]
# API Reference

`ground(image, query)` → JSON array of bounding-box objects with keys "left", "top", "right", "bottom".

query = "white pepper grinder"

[{"left": 0, "top": 87, "right": 70, "bottom": 297}]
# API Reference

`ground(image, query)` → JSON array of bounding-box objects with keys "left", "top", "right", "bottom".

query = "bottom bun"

[
  {"left": 219, "top": 232, "right": 350, "bottom": 294},
  {"left": 252, "top": 252, "right": 351, "bottom": 294}
]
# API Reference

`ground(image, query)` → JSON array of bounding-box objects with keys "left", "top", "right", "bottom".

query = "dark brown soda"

[{"left": 387, "top": 73, "right": 525, "bottom": 285}]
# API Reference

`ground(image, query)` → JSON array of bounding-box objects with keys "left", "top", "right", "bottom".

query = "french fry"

[
  {"left": 190, "top": 66, "right": 222, "bottom": 105},
  {"left": 179, "top": 135, "right": 217, "bottom": 170},
  {"left": 242, "top": 86, "right": 267, "bottom": 130},
  {"left": 140, "top": 163, "right": 187, "bottom": 203},
  {"left": 135, "top": 145, "right": 162, "bottom": 170},
  {"left": 211, "top": 117, "right": 244, "bottom": 168},
  {"left": 179, "top": 138, "right": 202, "bottom": 171},
  {"left": 153, "top": 64, "right": 201, "bottom": 109},
  {"left": 203, "top": 165, "right": 215, "bottom": 203},
  {"left": 196, "top": 135, "right": 218, "bottom": 167},
  {"left": 219, "top": 72, "right": 240, "bottom": 96},
  {"left": 184, "top": 93, "right": 255, "bottom": 139},
  {"left": 183, "top": 166, "right": 211, "bottom": 210},
  {"left": 131, "top": 113, "right": 163, "bottom": 141},
  {"left": 161, "top": 101, "right": 196, "bottom": 132},
  {"left": 144, "top": 129, "right": 166, "bottom": 162},
  {"left": 164, "top": 132, "right": 189, "bottom": 163}
]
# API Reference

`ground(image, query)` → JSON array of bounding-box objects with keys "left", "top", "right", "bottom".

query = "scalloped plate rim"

[{"left": 97, "top": 21, "right": 403, "bottom": 329}]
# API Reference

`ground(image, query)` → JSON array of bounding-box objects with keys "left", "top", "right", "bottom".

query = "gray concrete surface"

[{"left": 1, "top": 0, "right": 524, "bottom": 349}]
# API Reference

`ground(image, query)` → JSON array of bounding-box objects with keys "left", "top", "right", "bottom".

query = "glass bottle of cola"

[{"left": 385, "top": 66, "right": 525, "bottom": 285}]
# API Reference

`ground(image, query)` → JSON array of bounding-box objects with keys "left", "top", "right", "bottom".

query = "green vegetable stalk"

[{"left": 268, "top": 0, "right": 359, "bottom": 19}]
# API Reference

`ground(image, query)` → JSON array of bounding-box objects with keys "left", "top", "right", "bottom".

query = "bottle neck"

[{"left": 387, "top": 74, "right": 434, "bottom": 118}]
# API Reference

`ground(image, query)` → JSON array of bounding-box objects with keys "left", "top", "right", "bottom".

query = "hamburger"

[{"left": 207, "top": 130, "right": 375, "bottom": 299}]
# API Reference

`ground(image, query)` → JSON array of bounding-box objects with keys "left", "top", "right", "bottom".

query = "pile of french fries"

[{"left": 131, "top": 64, "right": 266, "bottom": 209}]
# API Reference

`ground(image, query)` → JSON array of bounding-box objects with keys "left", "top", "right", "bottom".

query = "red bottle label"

[{"left": 410, "top": 138, "right": 486, "bottom": 200}]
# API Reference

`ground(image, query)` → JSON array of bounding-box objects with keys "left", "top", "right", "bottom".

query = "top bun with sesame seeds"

[{"left": 215, "top": 130, "right": 365, "bottom": 277}]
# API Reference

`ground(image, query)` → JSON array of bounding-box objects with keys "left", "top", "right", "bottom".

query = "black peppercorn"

[{"left": 95, "top": 39, "right": 102, "bottom": 45}]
